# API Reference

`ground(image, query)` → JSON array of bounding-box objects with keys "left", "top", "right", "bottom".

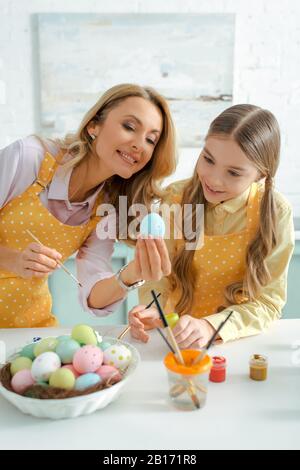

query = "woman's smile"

[{"left": 116, "top": 149, "right": 139, "bottom": 166}]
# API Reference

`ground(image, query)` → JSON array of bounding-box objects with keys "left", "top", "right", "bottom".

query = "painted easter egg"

[
  {"left": 11, "top": 369, "right": 35, "bottom": 394},
  {"left": 75, "top": 373, "right": 102, "bottom": 391},
  {"left": 49, "top": 368, "right": 75, "bottom": 390},
  {"left": 99, "top": 341, "right": 111, "bottom": 351},
  {"left": 96, "top": 365, "right": 122, "bottom": 384},
  {"left": 34, "top": 337, "right": 58, "bottom": 357},
  {"left": 10, "top": 357, "right": 32, "bottom": 376},
  {"left": 103, "top": 344, "right": 132, "bottom": 370},
  {"left": 71, "top": 324, "right": 97, "bottom": 345},
  {"left": 73, "top": 345, "right": 103, "bottom": 374},
  {"left": 55, "top": 339, "right": 80, "bottom": 364},
  {"left": 31, "top": 352, "right": 61, "bottom": 382},
  {"left": 140, "top": 213, "right": 165, "bottom": 237},
  {"left": 56, "top": 335, "right": 71, "bottom": 343},
  {"left": 20, "top": 343, "right": 36, "bottom": 360},
  {"left": 62, "top": 364, "right": 80, "bottom": 378},
  {"left": 165, "top": 313, "right": 179, "bottom": 329}
]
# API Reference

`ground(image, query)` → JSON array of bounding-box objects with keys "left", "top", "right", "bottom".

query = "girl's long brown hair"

[{"left": 171, "top": 104, "right": 280, "bottom": 315}]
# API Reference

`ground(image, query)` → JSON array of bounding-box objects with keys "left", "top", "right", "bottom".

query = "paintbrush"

[
  {"left": 151, "top": 289, "right": 200, "bottom": 409},
  {"left": 26, "top": 229, "right": 83, "bottom": 288},
  {"left": 117, "top": 293, "right": 161, "bottom": 340},
  {"left": 118, "top": 294, "right": 175, "bottom": 353},
  {"left": 151, "top": 290, "right": 184, "bottom": 362},
  {"left": 156, "top": 327, "right": 176, "bottom": 354},
  {"left": 192, "top": 310, "right": 234, "bottom": 365}
]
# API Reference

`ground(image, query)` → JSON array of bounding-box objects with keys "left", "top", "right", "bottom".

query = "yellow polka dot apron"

[
  {"left": 165, "top": 183, "right": 260, "bottom": 318},
  {"left": 0, "top": 152, "right": 102, "bottom": 328}
]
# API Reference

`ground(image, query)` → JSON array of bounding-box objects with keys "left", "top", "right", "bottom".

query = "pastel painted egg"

[
  {"left": 31, "top": 352, "right": 61, "bottom": 382},
  {"left": 75, "top": 373, "right": 102, "bottom": 391},
  {"left": 10, "top": 357, "right": 32, "bottom": 376},
  {"left": 55, "top": 339, "right": 80, "bottom": 364},
  {"left": 20, "top": 343, "right": 36, "bottom": 360},
  {"left": 62, "top": 364, "right": 80, "bottom": 378},
  {"left": 71, "top": 324, "right": 97, "bottom": 345},
  {"left": 103, "top": 344, "right": 132, "bottom": 370},
  {"left": 165, "top": 312, "right": 179, "bottom": 329},
  {"left": 73, "top": 345, "right": 103, "bottom": 374},
  {"left": 140, "top": 213, "right": 165, "bottom": 238},
  {"left": 11, "top": 369, "right": 35, "bottom": 394},
  {"left": 96, "top": 365, "right": 122, "bottom": 384},
  {"left": 56, "top": 335, "right": 71, "bottom": 343},
  {"left": 49, "top": 368, "right": 75, "bottom": 390},
  {"left": 34, "top": 337, "right": 58, "bottom": 357},
  {"left": 99, "top": 341, "right": 111, "bottom": 351}
]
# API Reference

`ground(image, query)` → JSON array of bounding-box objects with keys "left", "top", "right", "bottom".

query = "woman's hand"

[
  {"left": 121, "top": 235, "right": 171, "bottom": 285},
  {"left": 173, "top": 315, "right": 216, "bottom": 349},
  {"left": 128, "top": 304, "right": 162, "bottom": 342},
  {"left": 14, "top": 242, "right": 62, "bottom": 279}
]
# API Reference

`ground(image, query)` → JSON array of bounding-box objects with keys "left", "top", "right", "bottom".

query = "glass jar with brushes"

[{"left": 164, "top": 350, "right": 212, "bottom": 411}]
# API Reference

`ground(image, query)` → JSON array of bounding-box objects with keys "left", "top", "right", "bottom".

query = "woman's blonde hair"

[
  {"left": 171, "top": 104, "right": 280, "bottom": 315},
  {"left": 57, "top": 83, "right": 177, "bottom": 241}
]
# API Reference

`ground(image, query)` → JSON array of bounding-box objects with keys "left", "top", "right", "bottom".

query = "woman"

[{"left": 0, "top": 83, "right": 176, "bottom": 327}]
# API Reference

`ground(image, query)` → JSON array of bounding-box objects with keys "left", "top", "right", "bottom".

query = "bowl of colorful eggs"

[{"left": 0, "top": 324, "right": 140, "bottom": 419}]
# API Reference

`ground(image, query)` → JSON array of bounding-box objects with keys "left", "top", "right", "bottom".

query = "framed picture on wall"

[{"left": 36, "top": 12, "right": 234, "bottom": 148}]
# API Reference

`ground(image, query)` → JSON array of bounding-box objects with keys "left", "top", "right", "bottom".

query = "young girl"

[
  {"left": 129, "top": 104, "right": 295, "bottom": 348},
  {"left": 0, "top": 84, "right": 176, "bottom": 328}
]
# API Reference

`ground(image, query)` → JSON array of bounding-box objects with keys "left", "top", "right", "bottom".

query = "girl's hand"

[
  {"left": 122, "top": 236, "right": 171, "bottom": 286},
  {"left": 173, "top": 315, "right": 216, "bottom": 349},
  {"left": 128, "top": 304, "right": 162, "bottom": 342},
  {"left": 15, "top": 242, "right": 62, "bottom": 279}
]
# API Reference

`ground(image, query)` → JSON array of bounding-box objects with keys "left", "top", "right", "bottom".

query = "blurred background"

[{"left": 0, "top": 0, "right": 299, "bottom": 325}]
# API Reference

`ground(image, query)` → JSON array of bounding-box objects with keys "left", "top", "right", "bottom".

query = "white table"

[{"left": 0, "top": 319, "right": 299, "bottom": 450}]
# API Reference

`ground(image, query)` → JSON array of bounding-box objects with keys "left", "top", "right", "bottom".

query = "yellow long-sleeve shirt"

[{"left": 139, "top": 180, "right": 295, "bottom": 342}]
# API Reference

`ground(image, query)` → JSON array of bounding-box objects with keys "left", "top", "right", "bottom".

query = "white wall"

[{"left": 0, "top": 0, "right": 300, "bottom": 215}]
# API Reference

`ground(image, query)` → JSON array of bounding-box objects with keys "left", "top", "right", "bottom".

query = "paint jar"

[
  {"left": 164, "top": 349, "right": 212, "bottom": 411},
  {"left": 249, "top": 354, "right": 268, "bottom": 381},
  {"left": 209, "top": 356, "right": 227, "bottom": 383}
]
